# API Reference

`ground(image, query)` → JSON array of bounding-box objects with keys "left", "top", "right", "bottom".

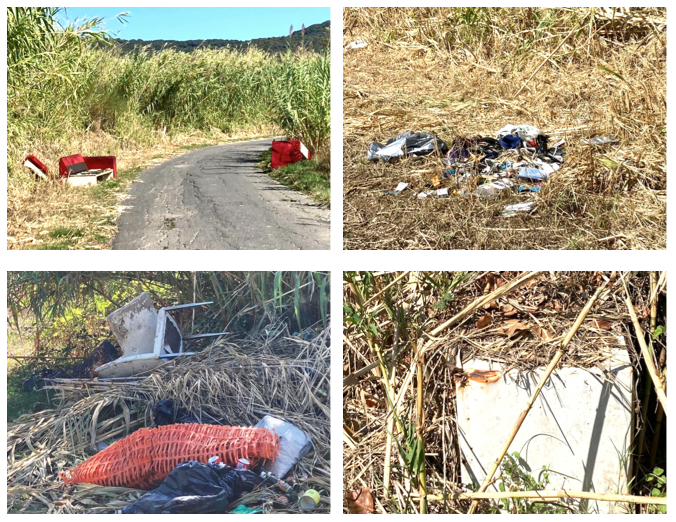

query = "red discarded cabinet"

[
  {"left": 58, "top": 154, "right": 117, "bottom": 179},
  {"left": 271, "top": 140, "right": 310, "bottom": 169}
]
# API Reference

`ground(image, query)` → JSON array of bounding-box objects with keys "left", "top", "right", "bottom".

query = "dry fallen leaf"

[
  {"left": 476, "top": 313, "right": 493, "bottom": 329},
  {"left": 364, "top": 398, "right": 378, "bottom": 409},
  {"left": 532, "top": 326, "right": 551, "bottom": 340},
  {"left": 591, "top": 319, "right": 613, "bottom": 331},
  {"left": 500, "top": 319, "right": 530, "bottom": 337},
  {"left": 345, "top": 487, "right": 375, "bottom": 514}
]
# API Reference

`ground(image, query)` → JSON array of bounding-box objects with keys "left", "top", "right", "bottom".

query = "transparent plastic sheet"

[
  {"left": 255, "top": 415, "right": 312, "bottom": 478},
  {"left": 121, "top": 461, "right": 264, "bottom": 514}
]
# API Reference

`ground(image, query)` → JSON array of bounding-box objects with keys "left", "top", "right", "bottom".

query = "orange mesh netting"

[{"left": 60, "top": 424, "right": 279, "bottom": 489}]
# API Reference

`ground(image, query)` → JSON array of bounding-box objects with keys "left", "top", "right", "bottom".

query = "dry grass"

[
  {"left": 343, "top": 271, "right": 666, "bottom": 513},
  {"left": 7, "top": 127, "right": 276, "bottom": 250},
  {"left": 7, "top": 322, "right": 330, "bottom": 514},
  {"left": 342, "top": 8, "right": 666, "bottom": 250}
]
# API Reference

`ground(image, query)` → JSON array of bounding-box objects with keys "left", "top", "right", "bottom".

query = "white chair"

[{"left": 97, "top": 292, "right": 225, "bottom": 378}]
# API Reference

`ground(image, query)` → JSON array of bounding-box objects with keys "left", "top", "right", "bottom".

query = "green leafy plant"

[
  {"left": 645, "top": 467, "right": 667, "bottom": 514},
  {"left": 482, "top": 452, "right": 586, "bottom": 514}
]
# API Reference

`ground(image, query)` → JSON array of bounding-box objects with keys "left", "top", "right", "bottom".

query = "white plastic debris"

[
  {"left": 496, "top": 124, "right": 545, "bottom": 141},
  {"left": 475, "top": 179, "right": 514, "bottom": 197},
  {"left": 395, "top": 182, "right": 409, "bottom": 193},
  {"left": 345, "top": 40, "right": 368, "bottom": 50},
  {"left": 502, "top": 201, "right": 535, "bottom": 217},
  {"left": 582, "top": 136, "right": 619, "bottom": 146},
  {"left": 437, "top": 188, "right": 449, "bottom": 197}
]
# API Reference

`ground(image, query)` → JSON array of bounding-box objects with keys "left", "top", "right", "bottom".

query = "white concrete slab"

[{"left": 456, "top": 344, "right": 633, "bottom": 514}]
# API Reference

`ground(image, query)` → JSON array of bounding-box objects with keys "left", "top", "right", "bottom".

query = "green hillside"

[{"left": 116, "top": 20, "right": 330, "bottom": 54}]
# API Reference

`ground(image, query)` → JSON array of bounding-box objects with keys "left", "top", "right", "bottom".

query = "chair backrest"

[
  {"left": 107, "top": 292, "right": 158, "bottom": 357},
  {"left": 154, "top": 308, "right": 183, "bottom": 356}
]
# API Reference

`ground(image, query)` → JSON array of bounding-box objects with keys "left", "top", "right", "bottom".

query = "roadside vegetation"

[
  {"left": 7, "top": 270, "right": 330, "bottom": 422},
  {"left": 7, "top": 7, "right": 330, "bottom": 249},
  {"left": 343, "top": 8, "right": 665, "bottom": 250},
  {"left": 259, "top": 149, "right": 331, "bottom": 207}
]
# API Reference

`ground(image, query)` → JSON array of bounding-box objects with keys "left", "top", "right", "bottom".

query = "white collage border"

[{"left": 2, "top": 3, "right": 673, "bottom": 516}]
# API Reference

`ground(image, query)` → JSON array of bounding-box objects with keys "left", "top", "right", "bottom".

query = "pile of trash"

[
  {"left": 7, "top": 319, "right": 330, "bottom": 514},
  {"left": 367, "top": 125, "right": 574, "bottom": 217}
]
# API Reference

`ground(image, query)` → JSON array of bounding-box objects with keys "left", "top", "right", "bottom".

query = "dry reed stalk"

[
  {"left": 468, "top": 281, "right": 609, "bottom": 514},
  {"left": 636, "top": 272, "right": 657, "bottom": 464},
  {"left": 424, "top": 490, "right": 667, "bottom": 505},
  {"left": 416, "top": 351, "right": 428, "bottom": 513},
  {"left": 625, "top": 292, "right": 667, "bottom": 412},
  {"left": 390, "top": 271, "right": 544, "bottom": 416}
]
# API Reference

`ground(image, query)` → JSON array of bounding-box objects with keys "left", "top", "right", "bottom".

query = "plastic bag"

[
  {"left": 255, "top": 415, "right": 312, "bottom": 478},
  {"left": 496, "top": 124, "right": 545, "bottom": 141},
  {"left": 153, "top": 399, "right": 207, "bottom": 426},
  {"left": 502, "top": 202, "right": 536, "bottom": 217},
  {"left": 121, "top": 461, "right": 264, "bottom": 514},
  {"left": 367, "top": 131, "right": 447, "bottom": 161}
]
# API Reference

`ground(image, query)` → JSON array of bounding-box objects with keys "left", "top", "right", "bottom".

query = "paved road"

[{"left": 113, "top": 139, "right": 330, "bottom": 250}]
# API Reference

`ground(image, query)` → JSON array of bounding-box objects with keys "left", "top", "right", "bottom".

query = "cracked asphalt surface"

[{"left": 112, "top": 139, "right": 330, "bottom": 250}]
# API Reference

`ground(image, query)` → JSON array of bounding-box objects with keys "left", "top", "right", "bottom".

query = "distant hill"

[{"left": 115, "top": 20, "right": 330, "bottom": 54}]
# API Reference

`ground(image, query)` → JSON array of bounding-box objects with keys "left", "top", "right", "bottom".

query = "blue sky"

[{"left": 58, "top": 7, "right": 331, "bottom": 41}]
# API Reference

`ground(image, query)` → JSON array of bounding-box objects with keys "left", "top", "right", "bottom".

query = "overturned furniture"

[
  {"left": 59, "top": 154, "right": 117, "bottom": 186},
  {"left": 96, "top": 292, "right": 226, "bottom": 378},
  {"left": 456, "top": 338, "right": 633, "bottom": 514}
]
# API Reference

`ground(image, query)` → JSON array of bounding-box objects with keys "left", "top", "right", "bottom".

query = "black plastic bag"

[
  {"left": 121, "top": 461, "right": 264, "bottom": 514},
  {"left": 153, "top": 399, "right": 213, "bottom": 426}
]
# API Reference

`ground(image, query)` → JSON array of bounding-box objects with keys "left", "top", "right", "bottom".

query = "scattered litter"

[
  {"left": 121, "top": 461, "right": 265, "bottom": 514},
  {"left": 60, "top": 423, "right": 280, "bottom": 489},
  {"left": 582, "top": 136, "right": 619, "bottom": 146},
  {"left": 153, "top": 399, "right": 212, "bottom": 426},
  {"left": 518, "top": 167, "right": 549, "bottom": 182},
  {"left": 475, "top": 180, "right": 514, "bottom": 197},
  {"left": 497, "top": 124, "right": 545, "bottom": 141},
  {"left": 254, "top": 415, "right": 312, "bottom": 479},
  {"left": 369, "top": 124, "right": 569, "bottom": 207},
  {"left": 502, "top": 202, "right": 536, "bottom": 217},
  {"left": 271, "top": 140, "right": 311, "bottom": 169},
  {"left": 23, "top": 155, "right": 50, "bottom": 180},
  {"left": 96, "top": 292, "right": 228, "bottom": 378},
  {"left": 59, "top": 154, "right": 116, "bottom": 186},
  {"left": 299, "top": 489, "right": 321, "bottom": 511},
  {"left": 367, "top": 131, "right": 448, "bottom": 162},
  {"left": 231, "top": 505, "right": 261, "bottom": 514},
  {"left": 345, "top": 40, "right": 368, "bottom": 50}
]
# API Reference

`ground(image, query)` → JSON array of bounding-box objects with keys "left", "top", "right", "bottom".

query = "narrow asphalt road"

[{"left": 112, "top": 139, "right": 330, "bottom": 250}]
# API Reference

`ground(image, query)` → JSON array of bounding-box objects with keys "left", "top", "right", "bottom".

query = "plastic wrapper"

[
  {"left": 367, "top": 131, "right": 448, "bottom": 161},
  {"left": 255, "top": 415, "right": 312, "bottom": 478}
]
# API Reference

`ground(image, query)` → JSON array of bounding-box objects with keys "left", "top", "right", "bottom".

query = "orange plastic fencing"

[{"left": 60, "top": 424, "right": 279, "bottom": 489}]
